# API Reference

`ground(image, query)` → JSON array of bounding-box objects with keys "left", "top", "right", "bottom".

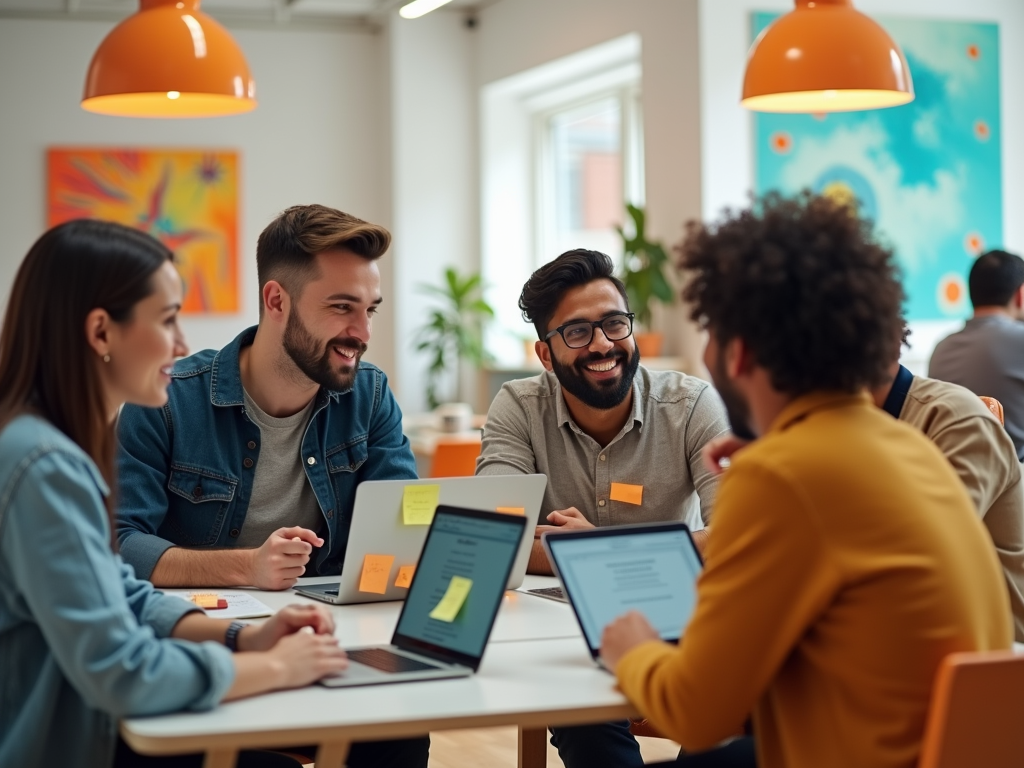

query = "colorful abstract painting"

[
  {"left": 47, "top": 148, "right": 239, "bottom": 313},
  {"left": 753, "top": 15, "right": 1002, "bottom": 321}
]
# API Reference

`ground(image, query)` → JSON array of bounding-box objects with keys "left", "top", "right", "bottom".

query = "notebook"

[
  {"left": 320, "top": 505, "right": 525, "bottom": 687},
  {"left": 541, "top": 521, "right": 703, "bottom": 668},
  {"left": 295, "top": 474, "right": 546, "bottom": 605}
]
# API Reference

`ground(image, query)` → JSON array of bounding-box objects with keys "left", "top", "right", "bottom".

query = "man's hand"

[
  {"left": 535, "top": 507, "right": 595, "bottom": 537},
  {"left": 250, "top": 527, "right": 323, "bottom": 590},
  {"left": 238, "top": 604, "right": 335, "bottom": 652},
  {"left": 600, "top": 610, "right": 661, "bottom": 672},
  {"left": 702, "top": 433, "right": 752, "bottom": 476}
]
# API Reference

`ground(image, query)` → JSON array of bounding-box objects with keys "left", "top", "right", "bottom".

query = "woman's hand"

[
  {"left": 238, "top": 604, "right": 335, "bottom": 652},
  {"left": 264, "top": 628, "right": 349, "bottom": 690}
]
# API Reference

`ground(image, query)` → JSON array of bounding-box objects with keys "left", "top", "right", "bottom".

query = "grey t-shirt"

[
  {"left": 236, "top": 389, "right": 323, "bottom": 548},
  {"left": 929, "top": 315, "right": 1024, "bottom": 460},
  {"left": 476, "top": 366, "right": 729, "bottom": 529}
]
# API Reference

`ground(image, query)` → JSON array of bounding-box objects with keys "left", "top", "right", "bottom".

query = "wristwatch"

[{"left": 225, "top": 620, "right": 249, "bottom": 652}]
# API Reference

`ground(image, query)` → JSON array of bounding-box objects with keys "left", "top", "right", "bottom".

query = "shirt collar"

[{"left": 767, "top": 390, "right": 872, "bottom": 436}]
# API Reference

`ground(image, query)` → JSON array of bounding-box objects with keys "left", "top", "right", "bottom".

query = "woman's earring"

[{"left": 103, "top": 354, "right": 110, "bottom": 363}]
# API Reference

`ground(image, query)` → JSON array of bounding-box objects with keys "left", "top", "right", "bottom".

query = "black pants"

[
  {"left": 654, "top": 736, "right": 757, "bottom": 768},
  {"left": 114, "top": 734, "right": 430, "bottom": 768}
]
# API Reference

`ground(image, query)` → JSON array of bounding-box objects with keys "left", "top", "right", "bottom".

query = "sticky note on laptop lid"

[
  {"left": 402, "top": 484, "right": 440, "bottom": 525},
  {"left": 394, "top": 564, "right": 415, "bottom": 589},
  {"left": 358, "top": 554, "right": 395, "bottom": 594},
  {"left": 429, "top": 575, "right": 473, "bottom": 622},
  {"left": 609, "top": 482, "right": 643, "bottom": 505},
  {"left": 496, "top": 506, "right": 525, "bottom": 516}
]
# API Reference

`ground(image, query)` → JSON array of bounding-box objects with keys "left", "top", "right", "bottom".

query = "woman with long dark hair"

[{"left": 0, "top": 220, "right": 348, "bottom": 767}]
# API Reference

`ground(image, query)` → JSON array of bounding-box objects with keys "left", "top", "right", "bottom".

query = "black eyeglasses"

[{"left": 544, "top": 313, "right": 635, "bottom": 349}]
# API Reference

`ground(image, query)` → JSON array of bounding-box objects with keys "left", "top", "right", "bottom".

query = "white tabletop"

[{"left": 121, "top": 636, "right": 634, "bottom": 766}]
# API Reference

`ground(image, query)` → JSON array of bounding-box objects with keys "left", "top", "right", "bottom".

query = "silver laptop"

[
  {"left": 296, "top": 474, "right": 546, "bottom": 605},
  {"left": 541, "top": 521, "right": 703, "bottom": 668},
  {"left": 321, "top": 505, "right": 525, "bottom": 687}
]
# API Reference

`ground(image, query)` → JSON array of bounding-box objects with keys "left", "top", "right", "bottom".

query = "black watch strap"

[{"left": 225, "top": 620, "right": 249, "bottom": 652}]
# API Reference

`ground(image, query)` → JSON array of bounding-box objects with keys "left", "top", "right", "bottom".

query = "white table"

[{"left": 130, "top": 577, "right": 602, "bottom": 767}]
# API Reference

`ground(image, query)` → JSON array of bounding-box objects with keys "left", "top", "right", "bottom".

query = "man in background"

[{"left": 930, "top": 249, "right": 1024, "bottom": 459}]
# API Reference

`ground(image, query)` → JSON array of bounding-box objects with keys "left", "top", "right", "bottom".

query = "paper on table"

[
  {"left": 609, "top": 482, "right": 643, "bottom": 505},
  {"left": 496, "top": 506, "right": 525, "bottom": 516},
  {"left": 403, "top": 484, "right": 440, "bottom": 525},
  {"left": 358, "top": 554, "right": 395, "bottom": 594},
  {"left": 394, "top": 564, "right": 415, "bottom": 589},
  {"left": 169, "top": 592, "right": 274, "bottom": 620},
  {"left": 429, "top": 575, "right": 472, "bottom": 622}
]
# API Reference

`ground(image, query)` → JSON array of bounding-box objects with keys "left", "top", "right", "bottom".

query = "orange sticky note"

[
  {"left": 395, "top": 565, "right": 416, "bottom": 589},
  {"left": 358, "top": 554, "right": 395, "bottom": 594},
  {"left": 496, "top": 506, "right": 525, "bottom": 516},
  {"left": 609, "top": 482, "right": 643, "bottom": 505}
]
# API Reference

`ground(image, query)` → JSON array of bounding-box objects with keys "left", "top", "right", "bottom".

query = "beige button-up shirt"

[{"left": 476, "top": 366, "right": 729, "bottom": 529}]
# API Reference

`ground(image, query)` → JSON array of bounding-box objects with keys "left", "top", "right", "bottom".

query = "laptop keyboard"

[
  {"left": 527, "top": 586, "right": 567, "bottom": 602},
  {"left": 348, "top": 648, "right": 439, "bottom": 674}
]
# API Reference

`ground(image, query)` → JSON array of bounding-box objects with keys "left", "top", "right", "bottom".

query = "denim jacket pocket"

[
  {"left": 165, "top": 466, "right": 238, "bottom": 546},
  {"left": 326, "top": 438, "right": 369, "bottom": 474}
]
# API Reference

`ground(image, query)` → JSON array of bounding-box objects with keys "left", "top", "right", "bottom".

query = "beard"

[
  {"left": 550, "top": 344, "right": 640, "bottom": 410},
  {"left": 710, "top": 353, "right": 756, "bottom": 440},
  {"left": 282, "top": 309, "right": 366, "bottom": 393}
]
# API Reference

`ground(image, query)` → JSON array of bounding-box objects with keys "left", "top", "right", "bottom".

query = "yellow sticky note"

[
  {"left": 394, "top": 565, "right": 416, "bottom": 589},
  {"left": 403, "top": 484, "right": 441, "bottom": 525},
  {"left": 429, "top": 575, "right": 473, "bottom": 622},
  {"left": 496, "top": 506, "right": 525, "bottom": 516},
  {"left": 610, "top": 482, "right": 644, "bottom": 505},
  {"left": 358, "top": 554, "right": 395, "bottom": 594}
]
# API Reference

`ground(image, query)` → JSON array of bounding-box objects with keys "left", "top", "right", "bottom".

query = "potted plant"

[
  {"left": 616, "top": 203, "right": 674, "bottom": 358},
  {"left": 415, "top": 267, "right": 495, "bottom": 410}
]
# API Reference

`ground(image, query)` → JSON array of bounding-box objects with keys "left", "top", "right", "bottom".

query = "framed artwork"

[
  {"left": 47, "top": 148, "right": 239, "bottom": 314},
  {"left": 752, "top": 15, "right": 1002, "bottom": 321}
]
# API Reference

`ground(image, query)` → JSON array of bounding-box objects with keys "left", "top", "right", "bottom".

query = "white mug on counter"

[{"left": 435, "top": 402, "right": 473, "bottom": 433}]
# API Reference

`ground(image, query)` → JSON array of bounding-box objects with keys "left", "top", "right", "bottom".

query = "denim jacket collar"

[{"left": 206, "top": 325, "right": 343, "bottom": 410}]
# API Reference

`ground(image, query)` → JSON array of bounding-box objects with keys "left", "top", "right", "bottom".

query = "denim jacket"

[
  {"left": 0, "top": 415, "right": 234, "bottom": 768},
  {"left": 116, "top": 326, "right": 417, "bottom": 579}
]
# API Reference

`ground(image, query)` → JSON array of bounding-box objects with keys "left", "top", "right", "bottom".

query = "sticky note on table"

[
  {"left": 358, "top": 554, "right": 395, "bottom": 594},
  {"left": 429, "top": 575, "right": 473, "bottom": 622},
  {"left": 403, "top": 484, "right": 441, "bottom": 525},
  {"left": 496, "top": 506, "right": 525, "bottom": 516},
  {"left": 394, "top": 565, "right": 416, "bottom": 589},
  {"left": 610, "top": 482, "right": 644, "bottom": 505},
  {"left": 190, "top": 593, "right": 228, "bottom": 609}
]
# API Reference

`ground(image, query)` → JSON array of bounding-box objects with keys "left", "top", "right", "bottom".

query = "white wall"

[
  {"left": 476, "top": 0, "right": 707, "bottom": 372},
  {"left": 699, "top": 0, "right": 1024, "bottom": 372},
  {"left": 0, "top": 17, "right": 392, "bottom": 364}
]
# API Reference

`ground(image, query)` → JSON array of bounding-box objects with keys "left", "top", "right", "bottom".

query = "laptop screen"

[
  {"left": 392, "top": 506, "right": 525, "bottom": 668},
  {"left": 545, "top": 523, "right": 702, "bottom": 651}
]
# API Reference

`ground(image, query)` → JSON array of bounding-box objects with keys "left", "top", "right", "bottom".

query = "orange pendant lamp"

[
  {"left": 741, "top": 0, "right": 913, "bottom": 113},
  {"left": 82, "top": 0, "right": 256, "bottom": 118}
]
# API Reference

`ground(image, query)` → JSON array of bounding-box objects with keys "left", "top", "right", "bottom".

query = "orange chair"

[
  {"left": 429, "top": 440, "right": 482, "bottom": 478},
  {"left": 979, "top": 395, "right": 1005, "bottom": 425},
  {"left": 918, "top": 650, "right": 1024, "bottom": 768}
]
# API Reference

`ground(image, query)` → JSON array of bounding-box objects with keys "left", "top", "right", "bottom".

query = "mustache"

[{"left": 326, "top": 336, "right": 367, "bottom": 355}]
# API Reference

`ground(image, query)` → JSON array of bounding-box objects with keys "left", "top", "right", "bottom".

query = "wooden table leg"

[
  {"left": 316, "top": 740, "right": 352, "bottom": 768},
  {"left": 202, "top": 748, "right": 237, "bottom": 768},
  {"left": 518, "top": 726, "right": 548, "bottom": 768}
]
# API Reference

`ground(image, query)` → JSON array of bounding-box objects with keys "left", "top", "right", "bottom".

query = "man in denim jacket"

[{"left": 116, "top": 205, "right": 417, "bottom": 590}]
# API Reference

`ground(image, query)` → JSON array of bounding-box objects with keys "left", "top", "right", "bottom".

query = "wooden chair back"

[
  {"left": 918, "top": 650, "right": 1024, "bottom": 768},
  {"left": 979, "top": 396, "right": 1005, "bottom": 425}
]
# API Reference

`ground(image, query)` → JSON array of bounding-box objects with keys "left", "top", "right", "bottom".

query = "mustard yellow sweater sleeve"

[{"left": 615, "top": 460, "right": 841, "bottom": 751}]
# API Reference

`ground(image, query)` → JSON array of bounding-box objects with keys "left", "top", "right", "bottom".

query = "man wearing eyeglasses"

[{"left": 476, "top": 248, "right": 731, "bottom": 768}]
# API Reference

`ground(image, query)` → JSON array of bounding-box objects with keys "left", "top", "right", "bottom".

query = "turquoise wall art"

[{"left": 752, "top": 14, "right": 1002, "bottom": 321}]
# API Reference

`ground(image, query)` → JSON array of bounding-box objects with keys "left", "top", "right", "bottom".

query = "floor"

[{"left": 427, "top": 726, "right": 681, "bottom": 767}]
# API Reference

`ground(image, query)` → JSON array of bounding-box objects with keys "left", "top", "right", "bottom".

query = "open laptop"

[
  {"left": 295, "top": 474, "right": 546, "bottom": 605},
  {"left": 541, "top": 521, "right": 703, "bottom": 668},
  {"left": 320, "top": 505, "right": 525, "bottom": 687}
]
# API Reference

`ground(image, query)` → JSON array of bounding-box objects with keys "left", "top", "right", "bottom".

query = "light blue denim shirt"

[
  {"left": 116, "top": 326, "right": 417, "bottom": 579},
  {"left": 0, "top": 415, "right": 235, "bottom": 768}
]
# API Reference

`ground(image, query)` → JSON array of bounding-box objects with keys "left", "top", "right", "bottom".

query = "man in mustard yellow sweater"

[{"left": 601, "top": 192, "right": 1012, "bottom": 768}]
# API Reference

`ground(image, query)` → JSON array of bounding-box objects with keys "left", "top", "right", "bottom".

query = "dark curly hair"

[
  {"left": 519, "top": 249, "right": 629, "bottom": 340},
  {"left": 678, "top": 191, "right": 905, "bottom": 395}
]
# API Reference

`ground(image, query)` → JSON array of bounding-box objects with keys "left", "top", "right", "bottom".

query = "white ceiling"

[{"left": 0, "top": 0, "right": 482, "bottom": 27}]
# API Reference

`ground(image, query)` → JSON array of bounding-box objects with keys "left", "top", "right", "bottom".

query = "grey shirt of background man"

[
  {"left": 929, "top": 315, "right": 1024, "bottom": 460},
  {"left": 476, "top": 366, "right": 730, "bottom": 529},
  {"left": 236, "top": 388, "right": 323, "bottom": 548}
]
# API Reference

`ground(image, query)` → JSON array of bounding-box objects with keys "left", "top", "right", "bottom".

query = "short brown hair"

[{"left": 256, "top": 204, "right": 391, "bottom": 312}]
